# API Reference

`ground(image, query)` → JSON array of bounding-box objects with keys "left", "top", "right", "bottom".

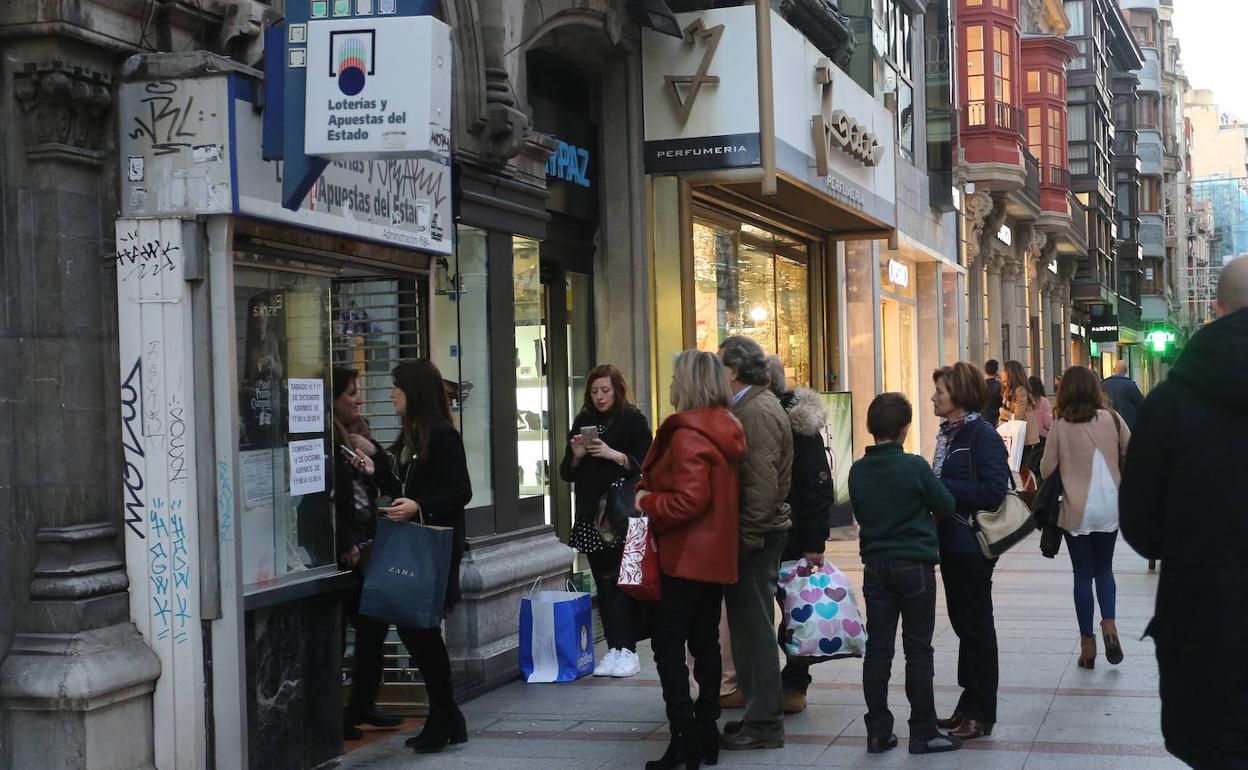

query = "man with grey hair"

[
  {"left": 717, "top": 336, "right": 793, "bottom": 750},
  {"left": 1121, "top": 254, "right": 1248, "bottom": 767},
  {"left": 1100, "top": 359, "right": 1145, "bottom": 430}
]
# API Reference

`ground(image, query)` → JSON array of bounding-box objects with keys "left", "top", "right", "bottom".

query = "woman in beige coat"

[
  {"left": 1040, "top": 366, "right": 1131, "bottom": 669},
  {"left": 1000, "top": 361, "right": 1041, "bottom": 482}
]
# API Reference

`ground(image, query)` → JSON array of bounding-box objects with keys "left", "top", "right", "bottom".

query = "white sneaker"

[
  {"left": 611, "top": 649, "right": 641, "bottom": 678},
  {"left": 594, "top": 648, "right": 621, "bottom": 677}
]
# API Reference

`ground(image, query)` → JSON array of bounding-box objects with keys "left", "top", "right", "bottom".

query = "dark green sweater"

[{"left": 848, "top": 443, "right": 956, "bottom": 564}]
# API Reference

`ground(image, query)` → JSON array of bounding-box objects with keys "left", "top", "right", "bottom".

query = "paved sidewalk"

[{"left": 339, "top": 536, "right": 1181, "bottom": 769}]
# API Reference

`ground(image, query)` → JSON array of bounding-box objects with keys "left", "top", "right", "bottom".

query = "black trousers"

[
  {"left": 343, "top": 581, "right": 390, "bottom": 720},
  {"left": 862, "top": 560, "right": 939, "bottom": 740},
  {"left": 651, "top": 573, "right": 723, "bottom": 734},
  {"left": 940, "top": 553, "right": 999, "bottom": 723},
  {"left": 396, "top": 625, "right": 458, "bottom": 725},
  {"left": 588, "top": 547, "right": 643, "bottom": 652}
]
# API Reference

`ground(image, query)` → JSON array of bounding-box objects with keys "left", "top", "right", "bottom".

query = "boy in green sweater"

[{"left": 848, "top": 393, "right": 960, "bottom": 755}]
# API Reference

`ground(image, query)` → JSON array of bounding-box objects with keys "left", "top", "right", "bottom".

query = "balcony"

[
  {"left": 1045, "top": 165, "right": 1071, "bottom": 189},
  {"left": 958, "top": 100, "right": 1027, "bottom": 192},
  {"left": 1118, "top": 294, "right": 1143, "bottom": 332},
  {"left": 1023, "top": 150, "right": 1041, "bottom": 208},
  {"left": 962, "top": 102, "right": 1025, "bottom": 136},
  {"left": 1113, "top": 130, "right": 1138, "bottom": 160}
]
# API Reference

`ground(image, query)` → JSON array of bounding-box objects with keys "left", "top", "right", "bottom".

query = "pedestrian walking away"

[
  {"left": 333, "top": 368, "right": 404, "bottom": 740},
  {"left": 982, "top": 360, "right": 1004, "bottom": 428},
  {"left": 850, "top": 393, "right": 961, "bottom": 756},
  {"left": 930, "top": 362, "right": 1009, "bottom": 741},
  {"left": 559, "top": 364, "right": 653, "bottom": 679},
  {"left": 717, "top": 337, "right": 793, "bottom": 751},
  {"left": 367, "top": 359, "right": 473, "bottom": 754},
  {"left": 1041, "top": 365, "right": 1131, "bottom": 669},
  {"left": 1100, "top": 360, "right": 1145, "bottom": 431},
  {"left": 765, "top": 357, "right": 834, "bottom": 716},
  {"left": 635, "top": 349, "right": 746, "bottom": 770},
  {"left": 1120, "top": 254, "right": 1248, "bottom": 768},
  {"left": 999, "top": 360, "right": 1041, "bottom": 487},
  {"left": 1028, "top": 375, "right": 1052, "bottom": 477}
]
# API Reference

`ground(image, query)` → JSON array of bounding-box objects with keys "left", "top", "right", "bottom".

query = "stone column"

[
  {"left": 964, "top": 191, "right": 998, "bottom": 364},
  {"left": 992, "top": 252, "right": 1013, "bottom": 363},
  {"left": 0, "top": 52, "right": 160, "bottom": 770}
]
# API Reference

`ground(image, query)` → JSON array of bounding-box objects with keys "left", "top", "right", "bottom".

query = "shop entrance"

[{"left": 880, "top": 258, "right": 919, "bottom": 452}]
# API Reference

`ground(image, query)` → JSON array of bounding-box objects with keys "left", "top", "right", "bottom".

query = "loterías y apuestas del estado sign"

[{"left": 304, "top": 15, "right": 452, "bottom": 162}]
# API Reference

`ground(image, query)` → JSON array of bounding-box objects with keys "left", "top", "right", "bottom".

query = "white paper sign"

[
  {"left": 240, "top": 449, "right": 275, "bottom": 509},
  {"left": 288, "top": 378, "right": 325, "bottom": 433},
  {"left": 288, "top": 439, "right": 326, "bottom": 496}
]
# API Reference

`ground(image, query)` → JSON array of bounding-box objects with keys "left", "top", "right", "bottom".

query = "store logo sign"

[
  {"left": 812, "top": 59, "right": 884, "bottom": 172},
  {"left": 331, "top": 30, "right": 375, "bottom": 96},
  {"left": 664, "top": 18, "right": 725, "bottom": 125},
  {"left": 888, "top": 259, "right": 910, "bottom": 288},
  {"left": 545, "top": 140, "right": 591, "bottom": 187}
]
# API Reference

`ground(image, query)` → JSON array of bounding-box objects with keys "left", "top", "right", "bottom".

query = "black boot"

[
  {"left": 697, "top": 719, "right": 720, "bottom": 766},
  {"left": 645, "top": 730, "right": 702, "bottom": 770}
]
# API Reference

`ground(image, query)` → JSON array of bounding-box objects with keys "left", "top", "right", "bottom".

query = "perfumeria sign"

[{"left": 305, "top": 15, "right": 451, "bottom": 161}]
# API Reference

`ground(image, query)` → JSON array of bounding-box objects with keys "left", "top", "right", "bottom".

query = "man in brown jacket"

[{"left": 718, "top": 336, "right": 793, "bottom": 750}]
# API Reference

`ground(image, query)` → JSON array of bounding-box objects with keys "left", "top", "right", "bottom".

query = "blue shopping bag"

[
  {"left": 359, "top": 517, "right": 454, "bottom": 629},
  {"left": 518, "top": 589, "right": 595, "bottom": 683}
]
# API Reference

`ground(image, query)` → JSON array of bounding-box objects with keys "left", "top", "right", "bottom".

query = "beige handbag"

[{"left": 965, "top": 435, "right": 1037, "bottom": 559}]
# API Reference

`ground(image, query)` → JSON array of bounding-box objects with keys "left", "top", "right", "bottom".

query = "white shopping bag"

[{"left": 997, "top": 419, "right": 1027, "bottom": 472}]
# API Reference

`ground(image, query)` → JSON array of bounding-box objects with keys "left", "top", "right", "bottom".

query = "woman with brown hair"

[
  {"left": 635, "top": 349, "right": 746, "bottom": 770},
  {"left": 1040, "top": 366, "right": 1131, "bottom": 669},
  {"left": 559, "top": 364, "right": 653, "bottom": 678},
  {"left": 351, "top": 358, "right": 472, "bottom": 754},
  {"left": 999, "top": 360, "right": 1041, "bottom": 478},
  {"left": 929, "top": 362, "right": 1009, "bottom": 741}
]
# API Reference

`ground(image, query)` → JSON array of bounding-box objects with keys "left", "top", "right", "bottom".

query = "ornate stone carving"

[
  {"left": 965, "top": 191, "right": 996, "bottom": 264},
  {"left": 12, "top": 61, "right": 113, "bottom": 165},
  {"left": 472, "top": 66, "right": 532, "bottom": 166}
]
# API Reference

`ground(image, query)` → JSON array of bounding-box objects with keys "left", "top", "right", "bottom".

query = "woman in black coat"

[
  {"left": 559, "top": 364, "right": 653, "bottom": 678},
  {"left": 353, "top": 359, "right": 472, "bottom": 754},
  {"left": 333, "top": 368, "right": 403, "bottom": 739},
  {"left": 930, "top": 362, "right": 1009, "bottom": 742}
]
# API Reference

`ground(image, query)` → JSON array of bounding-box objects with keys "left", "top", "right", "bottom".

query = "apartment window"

[
  {"left": 965, "top": 0, "right": 983, "bottom": 5},
  {"left": 1069, "top": 38, "right": 1088, "bottom": 70},
  {"left": 875, "top": 0, "right": 914, "bottom": 157},
  {"left": 1048, "top": 72, "right": 1061, "bottom": 96},
  {"left": 1028, "top": 107, "right": 1042, "bottom": 157},
  {"left": 1065, "top": 1, "right": 1085, "bottom": 36},
  {"left": 1067, "top": 104, "right": 1088, "bottom": 141},
  {"left": 1141, "top": 178, "right": 1160, "bottom": 212},
  {"left": 993, "top": 0, "right": 1010, "bottom": 10},
  {"left": 1048, "top": 107, "right": 1064, "bottom": 167},
  {"left": 1138, "top": 95, "right": 1159, "bottom": 128},
  {"left": 1128, "top": 10, "right": 1155, "bottom": 47},
  {"left": 967, "top": 24, "right": 986, "bottom": 114},
  {"left": 993, "top": 27, "right": 1012, "bottom": 104},
  {"left": 1028, "top": 70, "right": 1041, "bottom": 93}
]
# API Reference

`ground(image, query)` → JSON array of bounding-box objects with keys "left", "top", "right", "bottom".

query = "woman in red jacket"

[{"left": 635, "top": 349, "right": 747, "bottom": 770}]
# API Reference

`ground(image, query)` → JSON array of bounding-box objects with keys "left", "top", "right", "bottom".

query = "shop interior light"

[
  {"left": 751, "top": 305, "right": 769, "bottom": 323},
  {"left": 628, "top": 0, "right": 683, "bottom": 38}
]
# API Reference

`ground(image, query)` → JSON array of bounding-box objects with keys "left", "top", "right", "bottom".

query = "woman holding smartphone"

[
  {"left": 559, "top": 364, "right": 653, "bottom": 678},
  {"left": 346, "top": 358, "right": 472, "bottom": 754}
]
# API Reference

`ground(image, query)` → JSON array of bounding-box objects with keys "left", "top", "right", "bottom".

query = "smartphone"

[
  {"left": 580, "top": 425, "right": 599, "bottom": 443},
  {"left": 339, "top": 443, "right": 360, "bottom": 461}
]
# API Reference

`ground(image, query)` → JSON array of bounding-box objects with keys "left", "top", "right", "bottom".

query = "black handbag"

[{"left": 597, "top": 471, "right": 640, "bottom": 542}]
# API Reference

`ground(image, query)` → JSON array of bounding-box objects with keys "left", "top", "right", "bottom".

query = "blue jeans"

[{"left": 1065, "top": 531, "right": 1118, "bottom": 636}]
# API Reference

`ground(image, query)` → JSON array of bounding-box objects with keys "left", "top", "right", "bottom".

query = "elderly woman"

[
  {"left": 930, "top": 362, "right": 1009, "bottom": 741},
  {"left": 636, "top": 350, "right": 746, "bottom": 770}
]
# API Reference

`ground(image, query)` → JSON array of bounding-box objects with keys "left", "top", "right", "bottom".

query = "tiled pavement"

[{"left": 339, "top": 536, "right": 1181, "bottom": 769}]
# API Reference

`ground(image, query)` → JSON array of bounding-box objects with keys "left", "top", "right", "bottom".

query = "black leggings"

[{"left": 588, "top": 547, "right": 643, "bottom": 652}]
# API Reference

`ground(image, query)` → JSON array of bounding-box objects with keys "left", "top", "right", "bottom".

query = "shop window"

[
  {"left": 692, "top": 217, "right": 811, "bottom": 388},
  {"left": 512, "top": 236, "right": 549, "bottom": 517},
  {"left": 1027, "top": 70, "right": 1040, "bottom": 93},
  {"left": 235, "top": 265, "right": 335, "bottom": 589},
  {"left": 452, "top": 227, "right": 493, "bottom": 510}
]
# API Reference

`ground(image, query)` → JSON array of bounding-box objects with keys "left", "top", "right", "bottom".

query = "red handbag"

[{"left": 617, "top": 516, "right": 661, "bottom": 601}]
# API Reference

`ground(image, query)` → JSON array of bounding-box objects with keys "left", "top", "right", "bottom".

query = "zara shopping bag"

[
  {"left": 359, "top": 516, "right": 454, "bottom": 629},
  {"left": 778, "top": 557, "right": 867, "bottom": 661},
  {"left": 518, "top": 587, "right": 595, "bottom": 683},
  {"left": 617, "top": 516, "right": 661, "bottom": 602}
]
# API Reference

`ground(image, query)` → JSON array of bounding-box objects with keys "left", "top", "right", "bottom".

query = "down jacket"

[
  {"left": 732, "top": 387, "right": 794, "bottom": 552},
  {"left": 779, "top": 389, "right": 834, "bottom": 561},
  {"left": 637, "top": 406, "right": 747, "bottom": 584}
]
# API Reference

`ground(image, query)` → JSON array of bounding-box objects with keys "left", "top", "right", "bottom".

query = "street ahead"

[{"left": 340, "top": 536, "right": 1180, "bottom": 770}]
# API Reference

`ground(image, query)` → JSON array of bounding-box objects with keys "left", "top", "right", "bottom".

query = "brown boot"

[
  {"left": 1077, "top": 634, "right": 1096, "bottom": 669},
  {"left": 782, "top": 690, "right": 807, "bottom": 714},
  {"left": 1102, "top": 620, "right": 1124, "bottom": 665}
]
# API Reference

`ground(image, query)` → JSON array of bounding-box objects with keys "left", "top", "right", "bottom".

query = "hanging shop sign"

[
  {"left": 1089, "top": 315, "right": 1120, "bottom": 342},
  {"left": 641, "top": 6, "right": 896, "bottom": 227},
  {"left": 304, "top": 15, "right": 451, "bottom": 160},
  {"left": 545, "top": 139, "right": 592, "bottom": 188}
]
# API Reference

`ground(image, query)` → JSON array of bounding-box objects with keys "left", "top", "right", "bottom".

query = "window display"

[
  {"left": 452, "top": 227, "right": 493, "bottom": 509},
  {"left": 693, "top": 215, "right": 811, "bottom": 387},
  {"left": 513, "top": 236, "right": 551, "bottom": 523}
]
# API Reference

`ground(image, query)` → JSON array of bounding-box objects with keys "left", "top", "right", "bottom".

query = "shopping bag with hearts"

[{"left": 777, "top": 557, "right": 867, "bottom": 661}]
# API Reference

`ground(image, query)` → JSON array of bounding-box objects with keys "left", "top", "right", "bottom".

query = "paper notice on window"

[
  {"left": 240, "top": 449, "right": 275, "bottom": 509},
  {"left": 288, "top": 378, "right": 324, "bottom": 434},
  {"left": 288, "top": 439, "right": 325, "bottom": 497}
]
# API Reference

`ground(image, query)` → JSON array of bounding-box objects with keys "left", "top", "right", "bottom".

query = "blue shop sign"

[{"left": 546, "top": 139, "right": 591, "bottom": 188}]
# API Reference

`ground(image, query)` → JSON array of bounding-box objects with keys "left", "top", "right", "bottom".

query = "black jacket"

[
  {"left": 558, "top": 405, "right": 653, "bottom": 530},
  {"left": 779, "top": 390, "right": 834, "bottom": 561},
  {"left": 1120, "top": 308, "right": 1248, "bottom": 766},
  {"left": 1100, "top": 375, "right": 1145, "bottom": 430},
  {"left": 374, "top": 421, "right": 472, "bottom": 610},
  {"left": 336, "top": 435, "right": 384, "bottom": 558},
  {"left": 935, "top": 416, "right": 1010, "bottom": 556},
  {"left": 983, "top": 378, "right": 1003, "bottom": 428}
]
